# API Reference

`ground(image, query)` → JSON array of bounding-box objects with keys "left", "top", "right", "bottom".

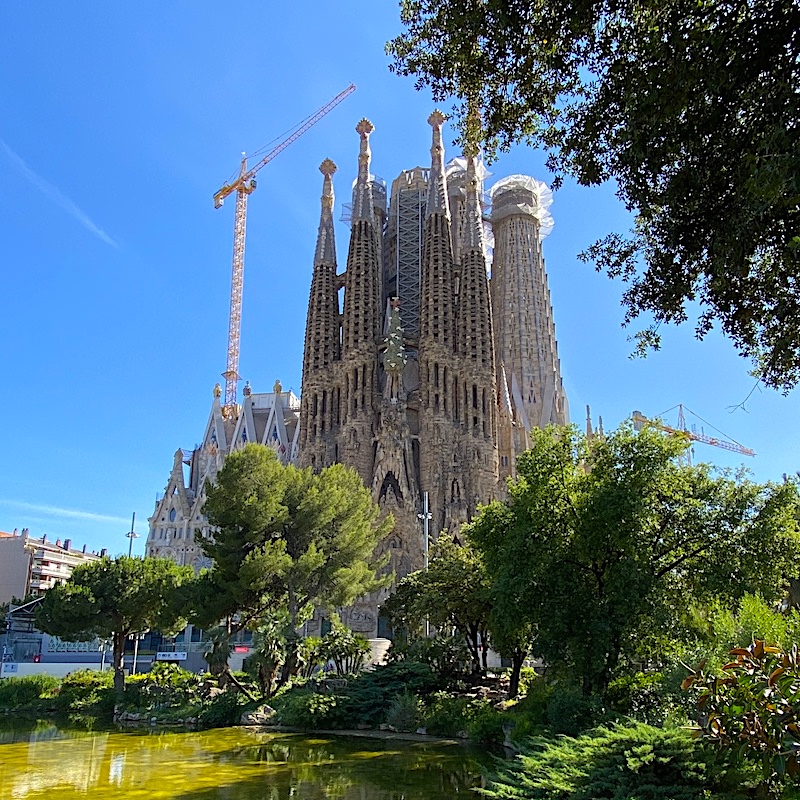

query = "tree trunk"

[
  {"left": 278, "top": 596, "right": 300, "bottom": 687},
  {"left": 112, "top": 631, "right": 126, "bottom": 698},
  {"left": 466, "top": 625, "right": 482, "bottom": 675},
  {"left": 224, "top": 666, "right": 257, "bottom": 701},
  {"left": 508, "top": 650, "right": 524, "bottom": 699}
]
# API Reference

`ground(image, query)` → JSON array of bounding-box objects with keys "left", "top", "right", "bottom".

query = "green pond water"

[{"left": 0, "top": 720, "right": 491, "bottom": 799}]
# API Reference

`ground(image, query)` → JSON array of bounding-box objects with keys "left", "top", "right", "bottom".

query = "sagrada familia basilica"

[{"left": 145, "top": 112, "right": 568, "bottom": 637}]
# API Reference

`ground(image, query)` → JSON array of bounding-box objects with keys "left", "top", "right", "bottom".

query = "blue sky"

[{"left": 2, "top": 3, "right": 798, "bottom": 556}]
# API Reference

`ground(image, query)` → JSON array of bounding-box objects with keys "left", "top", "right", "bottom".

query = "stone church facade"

[
  {"left": 298, "top": 113, "right": 568, "bottom": 637},
  {"left": 145, "top": 112, "right": 568, "bottom": 640}
]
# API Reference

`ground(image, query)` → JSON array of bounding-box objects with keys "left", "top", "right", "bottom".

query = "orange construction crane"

[
  {"left": 632, "top": 404, "right": 755, "bottom": 460},
  {"left": 214, "top": 83, "right": 356, "bottom": 414}
]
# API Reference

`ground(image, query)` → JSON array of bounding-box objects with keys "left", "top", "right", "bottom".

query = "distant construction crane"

[
  {"left": 632, "top": 404, "right": 755, "bottom": 461},
  {"left": 214, "top": 83, "right": 356, "bottom": 415}
]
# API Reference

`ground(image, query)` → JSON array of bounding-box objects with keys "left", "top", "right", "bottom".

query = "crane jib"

[{"left": 214, "top": 84, "right": 356, "bottom": 415}]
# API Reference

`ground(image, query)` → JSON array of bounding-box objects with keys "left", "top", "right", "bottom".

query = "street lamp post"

[
  {"left": 417, "top": 492, "right": 432, "bottom": 637},
  {"left": 125, "top": 512, "right": 140, "bottom": 557},
  {"left": 417, "top": 492, "right": 431, "bottom": 570}
]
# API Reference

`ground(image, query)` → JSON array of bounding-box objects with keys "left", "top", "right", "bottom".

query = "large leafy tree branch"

[{"left": 388, "top": 0, "right": 800, "bottom": 390}]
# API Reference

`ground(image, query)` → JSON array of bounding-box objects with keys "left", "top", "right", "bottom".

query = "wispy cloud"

[
  {"left": 0, "top": 499, "right": 129, "bottom": 526},
  {"left": 0, "top": 138, "right": 119, "bottom": 248}
]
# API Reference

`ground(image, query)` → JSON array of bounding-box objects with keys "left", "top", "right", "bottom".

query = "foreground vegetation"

[{"left": 16, "top": 432, "right": 800, "bottom": 797}]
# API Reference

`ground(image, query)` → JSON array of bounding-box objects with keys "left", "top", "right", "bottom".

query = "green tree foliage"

[
  {"left": 383, "top": 533, "right": 492, "bottom": 675},
  {"left": 318, "top": 621, "right": 371, "bottom": 675},
  {"left": 483, "top": 722, "right": 736, "bottom": 800},
  {"left": 705, "top": 594, "right": 800, "bottom": 659},
  {"left": 245, "top": 614, "right": 290, "bottom": 697},
  {"left": 192, "top": 444, "right": 391, "bottom": 684},
  {"left": 36, "top": 556, "right": 191, "bottom": 696},
  {"left": 466, "top": 425, "right": 800, "bottom": 695},
  {"left": 388, "top": 0, "right": 800, "bottom": 390},
  {"left": 684, "top": 640, "right": 800, "bottom": 798}
]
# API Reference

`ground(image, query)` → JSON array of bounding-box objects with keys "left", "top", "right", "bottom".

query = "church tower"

[
  {"left": 454, "top": 152, "right": 498, "bottom": 513},
  {"left": 299, "top": 158, "right": 341, "bottom": 470},
  {"left": 490, "top": 176, "right": 569, "bottom": 478},
  {"left": 417, "top": 111, "right": 465, "bottom": 535},
  {"left": 337, "top": 120, "right": 383, "bottom": 486}
]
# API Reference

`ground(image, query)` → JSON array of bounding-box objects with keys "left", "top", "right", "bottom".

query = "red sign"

[{"left": 234, "top": 646, "right": 249, "bottom": 653}]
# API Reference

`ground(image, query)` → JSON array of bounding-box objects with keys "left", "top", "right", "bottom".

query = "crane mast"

[{"left": 214, "top": 83, "right": 356, "bottom": 415}]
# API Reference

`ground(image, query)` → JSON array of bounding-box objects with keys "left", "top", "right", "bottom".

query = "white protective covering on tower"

[{"left": 489, "top": 175, "right": 555, "bottom": 240}]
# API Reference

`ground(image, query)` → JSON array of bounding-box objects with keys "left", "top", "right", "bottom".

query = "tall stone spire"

[
  {"left": 451, "top": 151, "right": 499, "bottom": 505},
  {"left": 419, "top": 111, "right": 456, "bottom": 351},
  {"left": 426, "top": 110, "right": 451, "bottom": 220},
  {"left": 339, "top": 119, "right": 382, "bottom": 484},
  {"left": 303, "top": 159, "right": 340, "bottom": 375},
  {"left": 457, "top": 153, "right": 496, "bottom": 435},
  {"left": 418, "top": 110, "right": 463, "bottom": 535},
  {"left": 299, "top": 159, "right": 342, "bottom": 466},
  {"left": 314, "top": 158, "right": 337, "bottom": 265}
]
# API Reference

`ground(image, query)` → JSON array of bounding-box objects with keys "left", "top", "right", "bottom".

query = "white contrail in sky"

[
  {"left": 0, "top": 499, "right": 129, "bottom": 526},
  {"left": 0, "top": 138, "right": 119, "bottom": 248}
]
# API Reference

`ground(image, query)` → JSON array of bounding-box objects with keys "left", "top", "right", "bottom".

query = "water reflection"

[{"left": 0, "top": 721, "right": 488, "bottom": 799}]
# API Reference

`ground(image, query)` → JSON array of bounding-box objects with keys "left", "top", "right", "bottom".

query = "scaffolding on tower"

[{"left": 214, "top": 83, "right": 356, "bottom": 416}]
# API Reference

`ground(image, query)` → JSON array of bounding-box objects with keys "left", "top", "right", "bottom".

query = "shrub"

[
  {"left": 386, "top": 691, "right": 422, "bottom": 732},
  {"left": 319, "top": 623, "right": 371, "bottom": 675},
  {"left": 604, "top": 672, "right": 668, "bottom": 724},
  {"left": 266, "top": 660, "right": 441, "bottom": 731},
  {"left": 388, "top": 634, "right": 470, "bottom": 680},
  {"left": 343, "top": 661, "right": 439, "bottom": 728},
  {"left": 272, "top": 689, "right": 348, "bottom": 729},
  {"left": 118, "top": 664, "right": 203, "bottom": 713},
  {"left": 467, "top": 705, "right": 508, "bottom": 746},
  {"left": 423, "top": 692, "right": 476, "bottom": 737},
  {"left": 517, "top": 667, "right": 538, "bottom": 697},
  {"left": 483, "top": 722, "right": 743, "bottom": 800},
  {"left": 197, "top": 691, "right": 246, "bottom": 728},
  {"left": 54, "top": 670, "right": 115, "bottom": 714},
  {"left": 546, "top": 687, "right": 604, "bottom": 736},
  {"left": 684, "top": 640, "right": 800, "bottom": 799},
  {"left": 0, "top": 674, "right": 60, "bottom": 707},
  {"left": 514, "top": 674, "right": 552, "bottom": 724}
]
